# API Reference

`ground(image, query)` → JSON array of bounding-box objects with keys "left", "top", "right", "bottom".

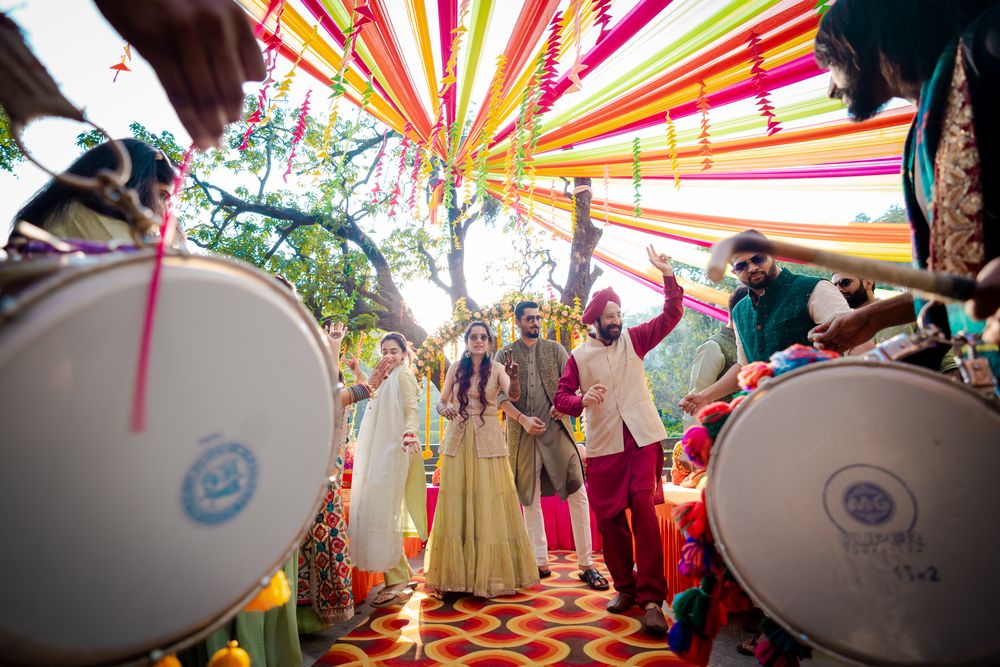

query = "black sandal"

[
  {"left": 578, "top": 568, "right": 609, "bottom": 590},
  {"left": 538, "top": 566, "right": 552, "bottom": 579}
]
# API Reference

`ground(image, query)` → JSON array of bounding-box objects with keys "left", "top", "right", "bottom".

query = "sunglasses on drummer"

[{"left": 732, "top": 254, "right": 768, "bottom": 273}]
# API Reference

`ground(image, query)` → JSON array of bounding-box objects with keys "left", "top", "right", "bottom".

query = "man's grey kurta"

[{"left": 496, "top": 338, "right": 585, "bottom": 506}]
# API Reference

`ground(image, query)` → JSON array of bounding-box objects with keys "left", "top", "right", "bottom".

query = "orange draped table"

[
  {"left": 656, "top": 484, "right": 702, "bottom": 603},
  {"left": 341, "top": 490, "right": 423, "bottom": 605}
]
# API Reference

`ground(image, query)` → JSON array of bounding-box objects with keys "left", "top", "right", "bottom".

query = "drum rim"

[
  {"left": 705, "top": 358, "right": 1000, "bottom": 667},
  {"left": 0, "top": 250, "right": 339, "bottom": 666}
]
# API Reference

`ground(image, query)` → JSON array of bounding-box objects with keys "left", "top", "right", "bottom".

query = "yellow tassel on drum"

[
  {"left": 208, "top": 640, "right": 250, "bottom": 667},
  {"left": 153, "top": 656, "right": 181, "bottom": 667},
  {"left": 243, "top": 570, "right": 291, "bottom": 613}
]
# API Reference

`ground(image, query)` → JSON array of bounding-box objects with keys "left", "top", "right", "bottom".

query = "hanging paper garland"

[
  {"left": 747, "top": 31, "right": 782, "bottom": 136},
  {"left": 696, "top": 80, "right": 713, "bottom": 172},
  {"left": 369, "top": 129, "right": 389, "bottom": 203},
  {"left": 283, "top": 90, "right": 312, "bottom": 183},
  {"left": 266, "top": 24, "right": 318, "bottom": 122},
  {"left": 593, "top": 0, "right": 613, "bottom": 38},
  {"left": 240, "top": 0, "right": 285, "bottom": 150},
  {"left": 631, "top": 137, "right": 641, "bottom": 218},
  {"left": 473, "top": 54, "right": 508, "bottom": 200},
  {"left": 109, "top": 43, "right": 131, "bottom": 83},
  {"left": 665, "top": 110, "right": 681, "bottom": 189}
]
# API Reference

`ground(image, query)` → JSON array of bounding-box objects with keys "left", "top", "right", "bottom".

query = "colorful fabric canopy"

[{"left": 237, "top": 0, "right": 915, "bottom": 321}]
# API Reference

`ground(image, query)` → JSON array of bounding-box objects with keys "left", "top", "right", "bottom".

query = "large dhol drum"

[
  {"left": 708, "top": 359, "right": 1000, "bottom": 666},
  {"left": 0, "top": 251, "right": 337, "bottom": 665}
]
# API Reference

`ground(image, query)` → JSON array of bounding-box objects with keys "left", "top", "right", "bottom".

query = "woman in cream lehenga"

[
  {"left": 425, "top": 321, "right": 540, "bottom": 598},
  {"left": 348, "top": 332, "right": 428, "bottom": 608}
]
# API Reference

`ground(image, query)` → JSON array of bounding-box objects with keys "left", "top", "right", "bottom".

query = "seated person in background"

[
  {"left": 10, "top": 139, "right": 175, "bottom": 243},
  {"left": 682, "top": 286, "right": 749, "bottom": 429},
  {"left": 670, "top": 444, "right": 704, "bottom": 489},
  {"left": 832, "top": 272, "right": 959, "bottom": 372}
]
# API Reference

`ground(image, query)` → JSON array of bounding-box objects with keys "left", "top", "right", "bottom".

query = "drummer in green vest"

[
  {"left": 681, "top": 286, "right": 749, "bottom": 430},
  {"left": 680, "top": 229, "right": 854, "bottom": 417}
]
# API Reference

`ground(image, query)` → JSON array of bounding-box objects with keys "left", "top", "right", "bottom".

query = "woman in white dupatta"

[{"left": 348, "top": 332, "right": 427, "bottom": 607}]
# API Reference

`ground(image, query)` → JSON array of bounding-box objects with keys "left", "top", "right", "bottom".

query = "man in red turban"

[{"left": 555, "top": 244, "right": 684, "bottom": 636}]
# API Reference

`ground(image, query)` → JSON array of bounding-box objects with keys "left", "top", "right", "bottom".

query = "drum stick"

[{"left": 708, "top": 235, "right": 979, "bottom": 303}]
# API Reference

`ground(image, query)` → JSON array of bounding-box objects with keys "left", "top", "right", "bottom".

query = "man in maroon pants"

[{"left": 554, "top": 244, "right": 683, "bottom": 636}]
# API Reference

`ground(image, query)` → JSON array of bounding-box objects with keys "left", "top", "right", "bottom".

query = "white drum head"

[
  {"left": 708, "top": 360, "right": 1000, "bottom": 667},
  {"left": 0, "top": 254, "right": 335, "bottom": 665}
]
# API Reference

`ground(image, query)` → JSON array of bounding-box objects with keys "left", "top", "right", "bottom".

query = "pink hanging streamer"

[{"left": 131, "top": 146, "right": 195, "bottom": 433}]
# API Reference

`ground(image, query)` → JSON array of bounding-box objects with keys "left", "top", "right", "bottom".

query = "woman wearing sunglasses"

[{"left": 425, "top": 321, "right": 539, "bottom": 598}]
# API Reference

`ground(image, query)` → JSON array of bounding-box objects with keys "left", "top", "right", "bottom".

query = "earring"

[{"left": 463, "top": 349, "right": 471, "bottom": 358}]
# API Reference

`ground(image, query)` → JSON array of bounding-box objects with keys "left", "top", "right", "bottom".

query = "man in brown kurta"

[{"left": 497, "top": 302, "right": 608, "bottom": 590}]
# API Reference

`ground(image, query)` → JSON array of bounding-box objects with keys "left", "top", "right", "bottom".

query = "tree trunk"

[
  {"left": 446, "top": 201, "right": 480, "bottom": 312},
  {"left": 561, "top": 176, "right": 603, "bottom": 309}
]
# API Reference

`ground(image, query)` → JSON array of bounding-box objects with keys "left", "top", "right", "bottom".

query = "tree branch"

[{"left": 415, "top": 240, "right": 450, "bottom": 292}]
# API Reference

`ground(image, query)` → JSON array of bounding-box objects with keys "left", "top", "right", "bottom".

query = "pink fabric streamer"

[
  {"left": 566, "top": 54, "right": 820, "bottom": 147},
  {"left": 130, "top": 146, "right": 195, "bottom": 433},
  {"left": 493, "top": 0, "right": 673, "bottom": 146},
  {"left": 603, "top": 258, "right": 728, "bottom": 321},
  {"left": 438, "top": 0, "right": 458, "bottom": 129}
]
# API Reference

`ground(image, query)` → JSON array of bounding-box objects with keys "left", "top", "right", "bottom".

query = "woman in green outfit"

[{"left": 425, "top": 321, "right": 539, "bottom": 598}]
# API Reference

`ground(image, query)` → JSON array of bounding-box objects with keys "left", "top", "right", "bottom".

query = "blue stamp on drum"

[
  {"left": 182, "top": 443, "right": 258, "bottom": 525},
  {"left": 823, "top": 464, "right": 917, "bottom": 534},
  {"left": 843, "top": 481, "right": 895, "bottom": 526}
]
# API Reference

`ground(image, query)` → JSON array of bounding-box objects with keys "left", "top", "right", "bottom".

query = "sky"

[{"left": 0, "top": 1, "right": 906, "bottom": 335}]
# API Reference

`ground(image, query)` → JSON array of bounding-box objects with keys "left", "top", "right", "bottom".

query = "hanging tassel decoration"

[
  {"left": 665, "top": 110, "right": 681, "bottom": 189},
  {"left": 240, "top": 1, "right": 285, "bottom": 150},
  {"left": 696, "top": 80, "right": 713, "bottom": 171},
  {"left": 673, "top": 494, "right": 711, "bottom": 541},
  {"left": 109, "top": 43, "right": 131, "bottom": 83},
  {"left": 631, "top": 137, "right": 642, "bottom": 218},
  {"left": 681, "top": 425, "right": 712, "bottom": 468},
  {"left": 747, "top": 31, "right": 783, "bottom": 136},
  {"left": 593, "top": 0, "right": 614, "bottom": 38},
  {"left": 282, "top": 90, "right": 311, "bottom": 183}
]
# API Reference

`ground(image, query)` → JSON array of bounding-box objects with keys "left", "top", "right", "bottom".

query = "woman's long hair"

[
  {"left": 455, "top": 321, "right": 493, "bottom": 422},
  {"left": 12, "top": 138, "right": 176, "bottom": 231}
]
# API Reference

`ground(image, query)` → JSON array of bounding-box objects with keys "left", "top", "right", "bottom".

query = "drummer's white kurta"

[
  {"left": 0, "top": 252, "right": 337, "bottom": 666},
  {"left": 708, "top": 360, "right": 1000, "bottom": 667}
]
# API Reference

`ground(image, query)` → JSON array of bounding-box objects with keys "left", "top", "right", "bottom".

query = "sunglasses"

[
  {"left": 732, "top": 254, "right": 768, "bottom": 273},
  {"left": 834, "top": 278, "right": 857, "bottom": 289},
  {"left": 521, "top": 315, "right": 542, "bottom": 323},
  {"left": 468, "top": 333, "right": 490, "bottom": 342}
]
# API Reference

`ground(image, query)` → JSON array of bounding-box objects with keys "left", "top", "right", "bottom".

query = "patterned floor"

[{"left": 317, "top": 552, "right": 688, "bottom": 666}]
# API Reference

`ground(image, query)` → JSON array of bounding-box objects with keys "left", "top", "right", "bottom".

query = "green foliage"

[
  {"left": 0, "top": 110, "right": 25, "bottom": 174},
  {"left": 628, "top": 306, "right": 721, "bottom": 430},
  {"left": 853, "top": 203, "right": 907, "bottom": 224}
]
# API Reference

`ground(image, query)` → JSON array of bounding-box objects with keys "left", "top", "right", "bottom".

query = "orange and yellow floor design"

[{"left": 318, "top": 552, "right": 688, "bottom": 666}]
